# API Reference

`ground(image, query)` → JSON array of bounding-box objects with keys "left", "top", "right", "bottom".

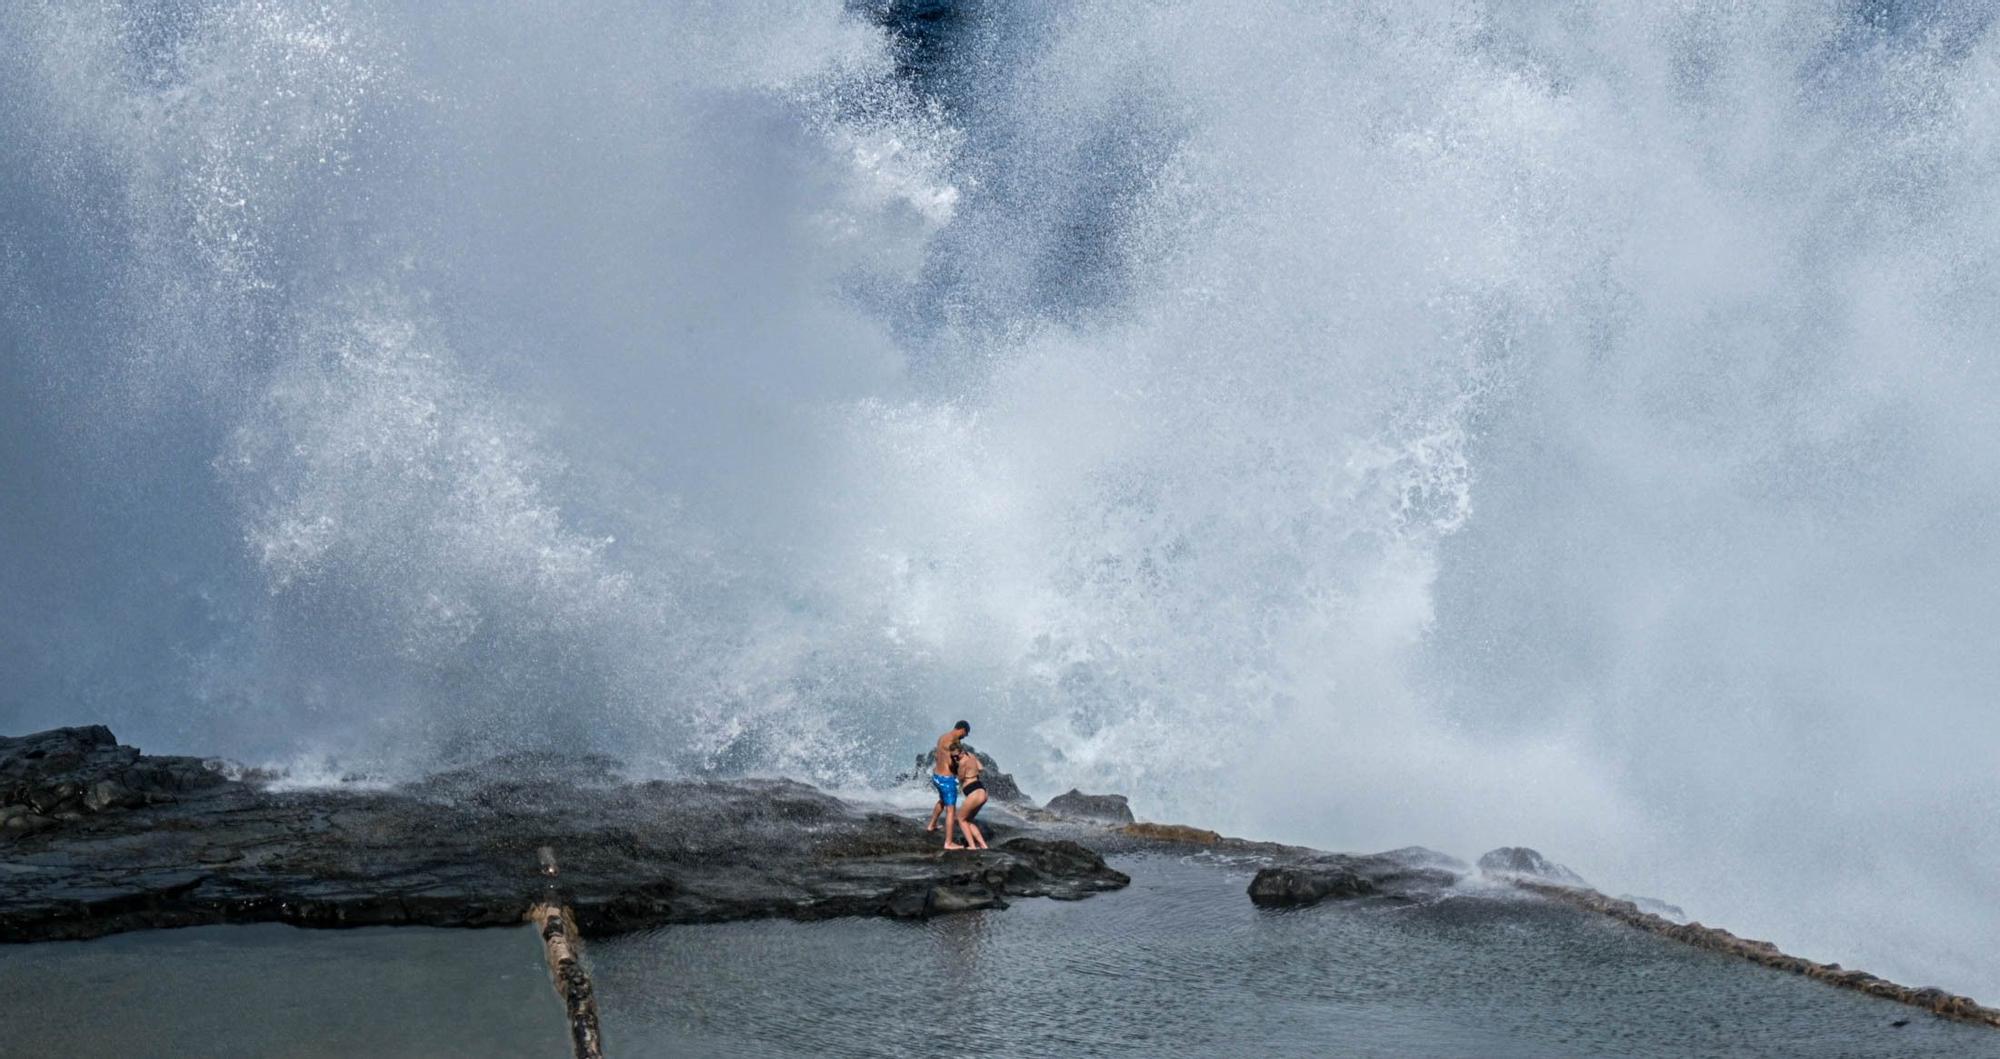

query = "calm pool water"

[
  {"left": 6, "top": 856, "right": 1995, "bottom": 1057},
  {"left": 0, "top": 924, "right": 569, "bottom": 1058},
  {"left": 591, "top": 854, "right": 2000, "bottom": 1059}
]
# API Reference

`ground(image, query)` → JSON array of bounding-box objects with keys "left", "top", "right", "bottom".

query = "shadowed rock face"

[{"left": 0, "top": 728, "right": 1127, "bottom": 943}]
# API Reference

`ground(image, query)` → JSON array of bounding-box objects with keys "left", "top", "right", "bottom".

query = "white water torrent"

[{"left": 3, "top": 0, "right": 1997, "bottom": 999}]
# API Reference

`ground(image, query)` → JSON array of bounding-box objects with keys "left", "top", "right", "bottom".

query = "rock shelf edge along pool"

[{"left": 3, "top": 724, "right": 1993, "bottom": 1035}]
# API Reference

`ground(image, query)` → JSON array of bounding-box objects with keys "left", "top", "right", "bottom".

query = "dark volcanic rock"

[
  {"left": 0, "top": 728, "right": 1127, "bottom": 943},
  {"left": 1, "top": 726, "right": 225, "bottom": 835},
  {"left": 1248, "top": 847, "right": 1468, "bottom": 907},
  {"left": 1249, "top": 864, "right": 1376, "bottom": 904},
  {"left": 1477, "top": 846, "right": 1590, "bottom": 888},
  {"left": 911, "top": 744, "right": 1029, "bottom": 804},
  {"left": 1044, "top": 789, "right": 1135, "bottom": 825}
]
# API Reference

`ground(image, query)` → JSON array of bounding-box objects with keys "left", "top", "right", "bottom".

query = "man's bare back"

[{"left": 933, "top": 728, "right": 961, "bottom": 776}]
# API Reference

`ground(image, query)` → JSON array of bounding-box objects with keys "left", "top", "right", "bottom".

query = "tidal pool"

[
  {"left": 0, "top": 923, "right": 568, "bottom": 1058},
  {"left": 7, "top": 855, "right": 1995, "bottom": 1058},
  {"left": 590, "top": 854, "right": 2000, "bottom": 1059}
]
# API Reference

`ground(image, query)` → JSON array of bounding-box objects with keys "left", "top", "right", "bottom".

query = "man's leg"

[
  {"left": 942, "top": 789, "right": 963, "bottom": 849},
  {"left": 926, "top": 775, "right": 948, "bottom": 831}
]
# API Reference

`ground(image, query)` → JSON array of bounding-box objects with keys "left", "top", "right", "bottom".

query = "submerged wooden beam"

[
  {"left": 1514, "top": 879, "right": 2000, "bottom": 1030},
  {"left": 529, "top": 848, "right": 606, "bottom": 1059}
]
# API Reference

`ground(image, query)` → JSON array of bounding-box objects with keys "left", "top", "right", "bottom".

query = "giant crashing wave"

[{"left": 2, "top": 0, "right": 1998, "bottom": 999}]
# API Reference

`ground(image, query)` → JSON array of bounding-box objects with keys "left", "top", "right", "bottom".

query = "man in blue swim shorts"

[{"left": 925, "top": 720, "right": 971, "bottom": 850}]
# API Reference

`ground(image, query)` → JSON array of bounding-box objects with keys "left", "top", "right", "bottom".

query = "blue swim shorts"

[{"left": 930, "top": 773, "right": 959, "bottom": 807}]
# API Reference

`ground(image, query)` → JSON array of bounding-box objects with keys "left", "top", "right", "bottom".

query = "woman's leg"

[{"left": 958, "top": 792, "right": 989, "bottom": 848}]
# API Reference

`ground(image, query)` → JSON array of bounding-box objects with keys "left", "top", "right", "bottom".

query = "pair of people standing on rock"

[{"left": 925, "top": 720, "right": 989, "bottom": 850}]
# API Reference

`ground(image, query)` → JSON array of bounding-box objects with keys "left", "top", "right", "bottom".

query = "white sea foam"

[{"left": 2, "top": 0, "right": 1997, "bottom": 1000}]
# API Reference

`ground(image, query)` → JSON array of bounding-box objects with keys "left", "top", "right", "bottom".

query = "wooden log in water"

[
  {"left": 530, "top": 901, "right": 605, "bottom": 1058},
  {"left": 530, "top": 847, "right": 605, "bottom": 1059}
]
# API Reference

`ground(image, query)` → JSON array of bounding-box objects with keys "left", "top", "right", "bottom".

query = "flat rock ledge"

[
  {"left": 1248, "top": 847, "right": 1468, "bottom": 906},
  {"left": 0, "top": 728, "right": 1127, "bottom": 944}
]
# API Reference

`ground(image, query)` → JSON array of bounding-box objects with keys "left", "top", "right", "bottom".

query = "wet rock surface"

[
  {"left": 1, "top": 726, "right": 226, "bottom": 835},
  {"left": 1045, "top": 789, "right": 1136, "bottom": 824},
  {"left": 0, "top": 728, "right": 1126, "bottom": 943},
  {"left": 10, "top": 728, "right": 1993, "bottom": 1035},
  {"left": 1041, "top": 809, "right": 1470, "bottom": 906},
  {"left": 1477, "top": 846, "right": 1591, "bottom": 888},
  {"left": 1248, "top": 846, "right": 1470, "bottom": 907}
]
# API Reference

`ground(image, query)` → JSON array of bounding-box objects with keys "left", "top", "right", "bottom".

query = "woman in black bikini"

[{"left": 955, "top": 751, "right": 990, "bottom": 849}]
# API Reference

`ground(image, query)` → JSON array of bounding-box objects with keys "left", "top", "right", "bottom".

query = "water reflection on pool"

[
  {"left": 1, "top": 924, "right": 566, "bottom": 1058},
  {"left": 591, "top": 855, "right": 2000, "bottom": 1059}
]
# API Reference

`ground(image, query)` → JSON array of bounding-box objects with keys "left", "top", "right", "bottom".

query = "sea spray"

[{"left": 3, "top": 0, "right": 1997, "bottom": 999}]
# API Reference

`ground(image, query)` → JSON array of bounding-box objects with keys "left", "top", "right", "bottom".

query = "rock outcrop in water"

[
  {"left": 0, "top": 727, "right": 1127, "bottom": 943},
  {"left": 1247, "top": 846, "right": 1469, "bottom": 906},
  {"left": 1044, "top": 789, "right": 1136, "bottom": 825}
]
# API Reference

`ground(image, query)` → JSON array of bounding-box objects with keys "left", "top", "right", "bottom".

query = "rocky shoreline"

[
  {"left": 0, "top": 726, "right": 1125, "bottom": 943},
  {"left": 5, "top": 724, "right": 1995, "bottom": 1035}
]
